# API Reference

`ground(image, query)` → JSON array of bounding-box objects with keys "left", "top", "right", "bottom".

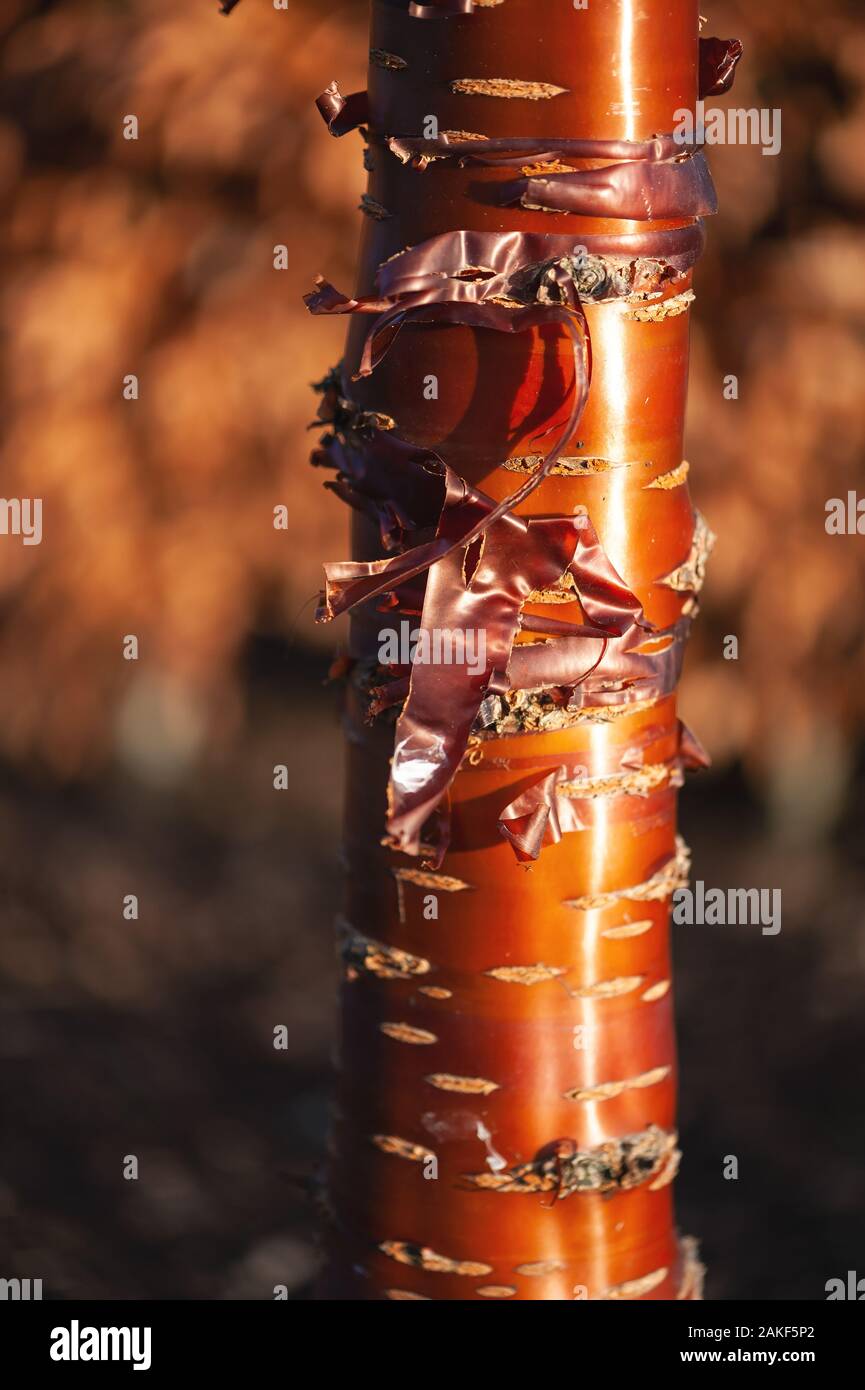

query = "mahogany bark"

[{"left": 298, "top": 0, "right": 739, "bottom": 1301}]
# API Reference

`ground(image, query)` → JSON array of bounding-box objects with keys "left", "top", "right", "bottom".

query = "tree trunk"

[{"left": 300, "top": 0, "right": 740, "bottom": 1302}]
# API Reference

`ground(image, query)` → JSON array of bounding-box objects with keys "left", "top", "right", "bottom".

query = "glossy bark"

[{"left": 319, "top": 0, "right": 706, "bottom": 1301}]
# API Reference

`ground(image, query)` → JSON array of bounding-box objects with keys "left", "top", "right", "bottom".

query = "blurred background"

[{"left": 0, "top": 0, "right": 863, "bottom": 1299}]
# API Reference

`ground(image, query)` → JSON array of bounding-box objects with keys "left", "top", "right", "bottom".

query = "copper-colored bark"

[{"left": 310, "top": 0, "right": 723, "bottom": 1300}]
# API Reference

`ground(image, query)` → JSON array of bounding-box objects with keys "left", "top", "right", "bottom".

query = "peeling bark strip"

[
  {"left": 284, "top": 0, "right": 740, "bottom": 1302},
  {"left": 501, "top": 152, "right": 715, "bottom": 219},
  {"left": 463, "top": 1126, "right": 678, "bottom": 1197},
  {"left": 408, "top": 0, "right": 475, "bottom": 15}
]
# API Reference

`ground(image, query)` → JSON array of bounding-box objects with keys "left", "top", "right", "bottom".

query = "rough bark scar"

[
  {"left": 601, "top": 919, "right": 654, "bottom": 939},
  {"left": 393, "top": 868, "right": 471, "bottom": 891},
  {"left": 484, "top": 963, "right": 566, "bottom": 986},
  {"left": 515, "top": 1260, "right": 567, "bottom": 1277},
  {"left": 574, "top": 974, "right": 645, "bottom": 998},
  {"left": 557, "top": 763, "right": 671, "bottom": 798},
  {"left": 645, "top": 460, "right": 690, "bottom": 489},
  {"left": 425, "top": 1073, "right": 499, "bottom": 1095},
  {"left": 393, "top": 865, "right": 471, "bottom": 924},
  {"left": 599, "top": 1265, "right": 668, "bottom": 1299},
  {"left": 478, "top": 693, "right": 662, "bottom": 737},
  {"left": 642, "top": 979, "right": 671, "bottom": 1002},
  {"left": 625, "top": 289, "right": 695, "bottom": 320},
  {"left": 379, "top": 1241, "right": 492, "bottom": 1277},
  {"left": 369, "top": 49, "right": 408, "bottom": 72},
  {"left": 658, "top": 511, "right": 716, "bottom": 593},
  {"left": 339, "top": 920, "right": 431, "bottom": 979},
  {"left": 564, "top": 836, "right": 690, "bottom": 910},
  {"left": 563, "top": 1065, "right": 671, "bottom": 1103},
  {"left": 568, "top": 698, "right": 662, "bottom": 725},
  {"left": 649, "top": 1145, "right": 682, "bottom": 1190},
  {"left": 371, "top": 1135, "right": 436, "bottom": 1163},
  {"left": 677, "top": 1236, "right": 706, "bottom": 1300},
  {"left": 463, "top": 1125, "right": 678, "bottom": 1197},
  {"left": 359, "top": 194, "right": 393, "bottom": 220},
  {"left": 379, "top": 1022, "right": 438, "bottom": 1045},
  {"left": 503, "top": 455, "right": 639, "bottom": 476},
  {"left": 450, "top": 78, "right": 569, "bottom": 99}
]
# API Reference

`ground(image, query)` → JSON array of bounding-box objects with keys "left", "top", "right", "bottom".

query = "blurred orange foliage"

[{"left": 0, "top": 0, "right": 863, "bottom": 831}]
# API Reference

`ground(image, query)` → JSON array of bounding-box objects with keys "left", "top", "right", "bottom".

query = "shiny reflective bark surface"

[{"left": 313, "top": 0, "right": 719, "bottom": 1300}]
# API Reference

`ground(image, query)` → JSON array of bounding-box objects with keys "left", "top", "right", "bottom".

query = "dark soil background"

[{"left": 0, "top": 0, "right": 863, "bottom": 1300}]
